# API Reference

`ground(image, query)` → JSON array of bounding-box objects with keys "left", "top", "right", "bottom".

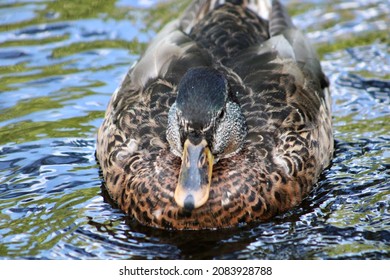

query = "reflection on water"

[{"left": 0, "top": 0, "right": 389, "bottom": 259}]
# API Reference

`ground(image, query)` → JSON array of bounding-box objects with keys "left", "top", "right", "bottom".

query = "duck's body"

[{"left": 96, "top": 0, "right": 333, "bottom": 230}]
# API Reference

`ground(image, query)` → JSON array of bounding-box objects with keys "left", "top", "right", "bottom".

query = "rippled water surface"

[{"left": 0, "top": 0, "right": 389, "bottom": 259}]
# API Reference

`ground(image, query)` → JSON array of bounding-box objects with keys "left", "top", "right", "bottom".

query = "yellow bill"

[{"left": 174, "top": 139, "right": 214, "bottom": 211}]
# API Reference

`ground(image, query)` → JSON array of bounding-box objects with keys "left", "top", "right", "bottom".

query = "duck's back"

[{"left": 187, "top": 2, "right": 269, "bottom": 62}]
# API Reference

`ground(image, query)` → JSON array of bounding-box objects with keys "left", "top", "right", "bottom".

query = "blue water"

[{"left": 0, "top": 0, "right": 389, "bottom": 259}]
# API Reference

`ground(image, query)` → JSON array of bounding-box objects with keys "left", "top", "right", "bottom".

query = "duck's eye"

[{"left": 218, "top": 110, "right": 225, "bottom": 119}]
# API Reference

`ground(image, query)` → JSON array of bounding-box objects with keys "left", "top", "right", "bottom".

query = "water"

[{"left": 0, "top": 0, "right": 389, "bottom": 260}]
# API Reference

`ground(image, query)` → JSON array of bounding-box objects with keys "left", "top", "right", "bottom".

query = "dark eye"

[{"left": 218, "top": 110, "right": 225, "bottom": 119}]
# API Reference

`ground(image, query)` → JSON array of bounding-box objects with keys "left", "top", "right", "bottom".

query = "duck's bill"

[{"left": 174, "top": 139, "right": 214, "bottom": 211}]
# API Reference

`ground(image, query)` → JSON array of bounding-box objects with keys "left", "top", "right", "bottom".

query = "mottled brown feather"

[{"left": 96, "top": 0, "right": 333, "bottom": 230}]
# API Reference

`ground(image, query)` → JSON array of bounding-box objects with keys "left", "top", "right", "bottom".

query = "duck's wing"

[
  {"left": 267, "top": 1, "right": 328, "bottom": 90},
  {"left": 116, "top": 20, "right": 211, "bottom": 104},
  {"left": 228, "top": 0, "right": 329, "bottom": 127},
  {"left": 268, "top": 0, "right": 294, "bottom": 36},
  {"left": 225, "top": 0, "right": 333, "bottom": 176}
]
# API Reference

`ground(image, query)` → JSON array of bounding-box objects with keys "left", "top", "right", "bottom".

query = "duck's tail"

[{"left": 180, "top": 0, "right": 294, "bottom": 35}]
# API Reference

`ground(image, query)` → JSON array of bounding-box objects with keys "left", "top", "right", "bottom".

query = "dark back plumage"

[{"left": 96, "top": 0, "right": 334, "bottom": 230}]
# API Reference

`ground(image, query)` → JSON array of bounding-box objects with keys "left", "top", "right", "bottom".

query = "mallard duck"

[{"left": 96, "top": 0, "right": 333, "bottom": 230}]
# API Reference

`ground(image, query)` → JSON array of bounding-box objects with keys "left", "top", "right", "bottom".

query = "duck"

[{"left": 96, "top": 0, "right": 334, "bottom": 230}]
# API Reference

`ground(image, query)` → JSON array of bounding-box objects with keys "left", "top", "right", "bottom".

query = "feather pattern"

[{"left": 96, "top": 0, "right": 333, "bottom": 229}]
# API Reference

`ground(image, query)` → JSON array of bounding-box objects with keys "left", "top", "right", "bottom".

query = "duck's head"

[{"left": 167, "top": 67, "right": 247, "bottom": 211}]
